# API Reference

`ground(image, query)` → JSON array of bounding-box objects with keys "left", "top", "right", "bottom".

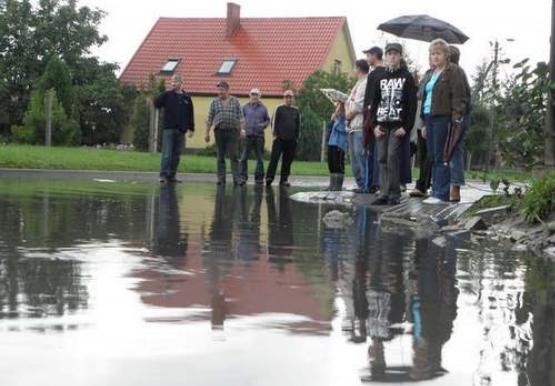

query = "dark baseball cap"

[
  {"left": 385, "top": 42, "right": 403, "bottom": 54},
  {"left": 362, "top": 46, "right": 383, "bottom": 57},
  {"left": 216, "top": 80, "right": 230, "bottom": 90}
]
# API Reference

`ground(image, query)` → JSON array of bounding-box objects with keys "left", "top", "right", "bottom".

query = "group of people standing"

[
  {"left": 326, "top": 39, "right": 471, "bottom": 205},
  {"left": 156, "top": 77, "right": 300, "bottom": 187},
  {"left": 155, "top": 37, "right": 470, "bottom": 206}
]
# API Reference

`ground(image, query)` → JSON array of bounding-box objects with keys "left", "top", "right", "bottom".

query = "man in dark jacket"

[
  {"left": 154, "top": 74, "right": 195, "bottom": 183},
  {"left": 369, "top": 43, "right": 417, "bottom": 205},
  {"left": 265, "top": 90, "right": 301, "bottom": 187}
]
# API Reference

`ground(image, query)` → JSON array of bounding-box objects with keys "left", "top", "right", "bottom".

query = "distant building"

[{"left": 119, "top": 2, "right": 356, "bottom": 149}]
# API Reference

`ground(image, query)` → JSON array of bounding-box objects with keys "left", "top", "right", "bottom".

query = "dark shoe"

[
  {"left": 255, "top": 179, "right": 264, "bottom": 185},
  {"left": 265, "top": 179, "right": 273, "bottom": 186},
  {"left": 409, "top": 189, "right": 426, "bottom": 198},
  {"left": 159, "top": 178, "right": 168, "bottom": 184},
  {"left": 168, "top": 178, "right": 182, "bottom": 183},
  {"left": 369, "top": 186, "right": 380, "bottom": 194},
  {"left": 388, "top": 198, "right": 401, "bottom": 205},
  {"left": 352, "top": 187, "right": 365, "bottom": 194},
  {"left": 372, "top": 197, "right": 389, "bottom": 206},
  {"left": 279, "top": 181, "right": 290, "bottom": 187},
  {"left": 238, "top": 180, "right": 246, "bottom": 186},
  {"left": 217, "top": 180, "right": 226, "bottom": 186}
]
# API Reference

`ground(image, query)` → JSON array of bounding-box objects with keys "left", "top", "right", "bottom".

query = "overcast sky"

[{"left": 79, "top": 0, "right": 551, "bottom": 81}]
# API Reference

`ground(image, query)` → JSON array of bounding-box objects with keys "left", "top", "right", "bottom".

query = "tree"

[
  {"left": 294, "top": 70, "right": 355, "bottom": 161},
  {"left": 0, "top": 0, "right": 107, "bottom": 136},
  {"left": 40, "top": 56, "right": 74, "bottom": 117}
]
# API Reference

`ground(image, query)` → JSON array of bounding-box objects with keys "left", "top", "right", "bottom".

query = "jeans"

[
  {"left": 376, "top": 125, "right": 403, "bottom": 201},
  {"left": 348, "top": 131, "right": 366, "bottom": 189},
  {"left": 159, "top": 128, "right": 185, "bottom": 180},
  {"left": 426, "top": 116, "right": 451, "bottom": 201},
  {"left": 215, "top": 129, "right": 240, "bottom": 184},
  {"left": 240, "top": 135, "right": 265, "bottom": 182},
  {"left": 449, "top": 114, "right": 470, "bottom": 186},
  {"left": 266, "top": 138, "right": 297, "bottom": 183}
]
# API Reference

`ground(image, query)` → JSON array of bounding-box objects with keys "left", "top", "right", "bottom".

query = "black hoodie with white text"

[{"left": 369, "top": 66, "right": 417, "bottom": 132}]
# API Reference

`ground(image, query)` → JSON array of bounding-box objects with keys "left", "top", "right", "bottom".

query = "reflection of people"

[
  {"left": 265, "top": 90, "right": 300, "bottom": 187},
  {"left": 266, "top": 187, "right": 294, "bottom": 262},
  {"left": 203, "top": 186, "right": 236, "bottom": 330},
  {"left": 408, "top": 237, "right": 458, "bottom": 381},
  {"left": 154, "top": 74, "right": 195, "bottom": 184},
  {"left": 235, "top": 185, "right": 263, "bottom": 261},
  {"left": 155, "top": 184, "right": 187, "bottom": 261}
]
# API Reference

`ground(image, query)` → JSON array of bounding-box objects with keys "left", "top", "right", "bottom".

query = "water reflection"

[{"left": 0, "top": 180, "right": 554, "bottom": 385}]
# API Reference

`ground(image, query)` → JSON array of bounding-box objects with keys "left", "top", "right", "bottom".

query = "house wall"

[{"left": 322, "top": 26, "right": 356, "bottom": 75}]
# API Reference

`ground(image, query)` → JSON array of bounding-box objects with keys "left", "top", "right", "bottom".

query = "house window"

[
  {"left": 217, "top": 59, "right": 237, "bottom": 75},
  {"left": 333, "top": 59, "right": 342, "bottom": 75},
  {"left": 161, "top": 59, "right": 180, "bottom": 73}
]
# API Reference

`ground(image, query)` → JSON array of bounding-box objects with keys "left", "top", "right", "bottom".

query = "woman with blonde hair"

[{"left": 420, "top": 39, "right": 468, "bottom": 204}]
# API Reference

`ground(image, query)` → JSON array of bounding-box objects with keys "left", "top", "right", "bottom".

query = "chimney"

[{"left": 226, "top": 2, "right": 240, "bottom": 38}]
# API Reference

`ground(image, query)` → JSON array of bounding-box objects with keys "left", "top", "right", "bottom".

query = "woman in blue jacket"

[{"left": 325, "top": 100, "right": 349, "bottom": 191}]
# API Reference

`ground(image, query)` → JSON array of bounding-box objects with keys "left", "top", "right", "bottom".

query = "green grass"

[{"left": 0, "top": 144, "right": 331, "bottom": 176}]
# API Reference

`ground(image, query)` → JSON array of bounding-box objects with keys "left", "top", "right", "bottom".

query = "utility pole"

[
  {"left": 486, "top": 41, "right": 500, "bottom": 171},
  {"left": 44, "top": 89, "right": 54, "bottom": 146},
  {"left": 546, "top": 0, "right": 555, "bottom": 167}
]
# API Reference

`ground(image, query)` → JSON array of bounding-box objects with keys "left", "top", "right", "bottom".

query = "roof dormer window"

[
  {"left": 217, "top": 59, "right": 237, "bottom": 75},
  {"left": 161, "top": 59, "right": 180, "bottom": 73}
]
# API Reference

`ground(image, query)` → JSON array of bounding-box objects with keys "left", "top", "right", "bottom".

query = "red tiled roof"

[{"left": 119, "top": 17, "right": 348, "bottom": 97}]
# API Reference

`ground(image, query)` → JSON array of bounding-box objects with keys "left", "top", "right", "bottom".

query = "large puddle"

[{"left": 0, "top": 179, "right": 553, "bottom": 386}]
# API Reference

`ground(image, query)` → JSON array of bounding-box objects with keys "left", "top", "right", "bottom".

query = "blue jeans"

[
  {"left": 159, "top": 129, "right": 185, "bottom": 180},
  {"left": 449, "top": 114, "right": 470, "bottom": 186},
  {"left": 426, "top": 116, "right": 451, "bottom": 201},
  {"left": 348, "top": 131, "right": 366, "bottom": 189}
]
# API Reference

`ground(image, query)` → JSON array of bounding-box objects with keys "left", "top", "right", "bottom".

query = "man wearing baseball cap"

[
  {"left": 368, "top": 42, "right": 417, "bottom": 205},
  {"left": 239, "top": 88, "right": 270, "bottom": 185},
  {"left": 205, "top": 81, "right": 245, "bottom": 185}
]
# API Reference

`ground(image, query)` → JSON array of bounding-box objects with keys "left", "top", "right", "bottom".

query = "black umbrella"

[{"left": 378, "top": 15, "right": 469, "bottom": 44}]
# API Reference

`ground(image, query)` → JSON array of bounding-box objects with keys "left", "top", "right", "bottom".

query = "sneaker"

[
  {"left": 372, "top": 197, "right": 389, "bottom": 206},
  {"left": 400, "top": 184, "right": 407, "bottom": 192},
  {"left": 422, "top": 197, "right": 444, "bottom": 205},
  {"left": 409, "top": 189, "right": 426, "bottom": 197},
  {"left": 369, "top": 186, "right": 380, "bottom": 194},
  {"left": 388, "top": 198, "right": 401, "bottom": 205},
  {"left": 159, "top": 178, "right": 168, "bottom": 184},
  {"left": 255, "top": 179, "right": 264, "bottom": 185},
  {"left": 352, "top": 187, "right": 366, "bottom": 194},
  {"left": 238, "top": 180, "right": 246, "bottom": 186},
  {"left": 265, "top": 179, "right": 273, "bottom": 186},
  {"left": 217, "top": 180, "right": 226, "bottom": 186},
  {"left": 279, "top": 181, "right": 290, "bottom": 187}
]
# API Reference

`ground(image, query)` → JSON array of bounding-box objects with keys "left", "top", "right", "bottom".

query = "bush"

[{"left": 522, "top": 172, "right": 555, "bottom": 223}]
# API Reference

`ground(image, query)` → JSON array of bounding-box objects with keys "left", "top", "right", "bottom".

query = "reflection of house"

[
  {"left": 136, "top": 238, "right": 332, "bottom": 333},
  {"left": 119, "top": 2, "right": 356, "bottom": 149}
]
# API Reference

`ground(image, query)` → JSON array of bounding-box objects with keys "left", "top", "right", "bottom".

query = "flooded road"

[{"left": 0, "top": 178, "right": 553, "bottom": 386}]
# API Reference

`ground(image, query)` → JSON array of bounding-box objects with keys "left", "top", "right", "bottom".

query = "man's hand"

[
  {"left": 421, "top": 126, "right": 427, "bottom": 140},
  {"left": 240, "top": 129, "right": 246, "bottom": 139},
  {"left": 204, "top": 132, "right": 210, "bottom": 143},
  {"left": 374, "top": 125, "right": 384, "bottom": 139},
  {"left": 187, "top": 131, "right": 194, "bottom": 139},
  {"left": 394, "top": 127, "right": 406, "bottom": 138}
]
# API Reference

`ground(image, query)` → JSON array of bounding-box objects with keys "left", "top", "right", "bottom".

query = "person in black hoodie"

[
  {"left": 369, "top": 43, "right": 417, "bottom": 205},
  {"left": 154, "top": 74, "right": 195, "bottom": 184}
]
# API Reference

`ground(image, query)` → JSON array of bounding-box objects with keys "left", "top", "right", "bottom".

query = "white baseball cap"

[{"left": 249, "top": 88, "right": 261, "bottom": 96}]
